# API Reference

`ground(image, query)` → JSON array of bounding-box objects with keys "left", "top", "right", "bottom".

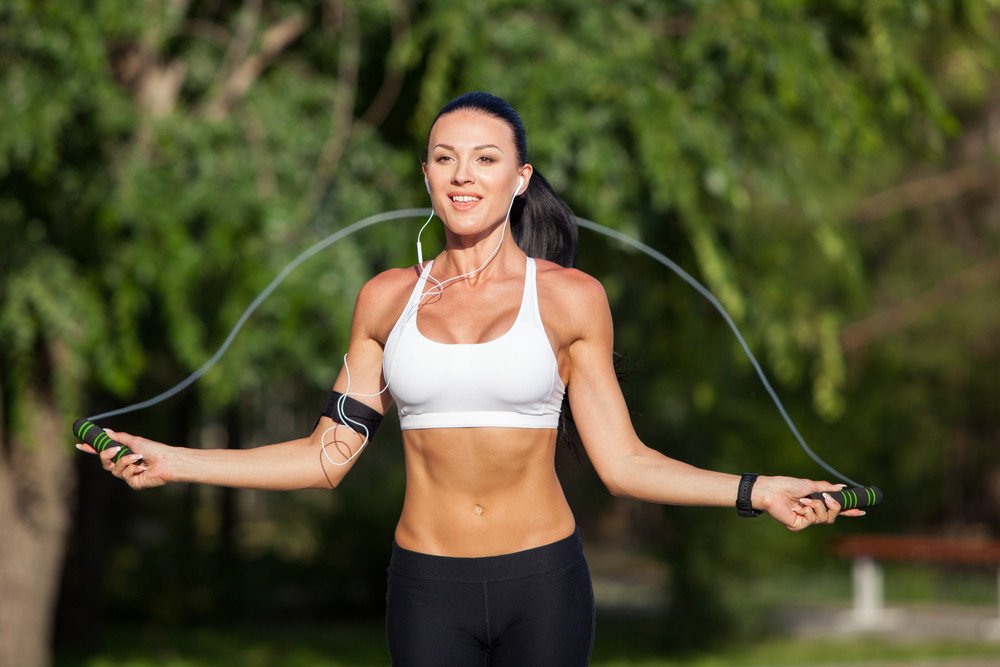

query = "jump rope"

[{"left": 73, "top": 181, "right": 882, "bottom": 511}]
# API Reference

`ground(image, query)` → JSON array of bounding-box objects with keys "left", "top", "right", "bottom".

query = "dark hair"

[
  {"left": 431, "top": 92, "right": 594, "bottom": 460},
  {"left": 431, "top": 92, "right": 578, "bottom": 268}
]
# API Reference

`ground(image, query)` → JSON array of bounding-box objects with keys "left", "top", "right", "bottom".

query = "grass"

[
  {"left": 55, "top": 616, "right": 1000, "bottom": 667},
  {"left": 56, "top": 564, "right": 1000, "bottom": 665}
]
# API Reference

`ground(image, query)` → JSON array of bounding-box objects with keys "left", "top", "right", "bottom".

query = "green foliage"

[{"left": 2, "top": 0, "right": 998, "bottom": 655}]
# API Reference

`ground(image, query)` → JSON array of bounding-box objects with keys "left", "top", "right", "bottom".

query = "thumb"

[
  {"left": 104, "top": 428, "right": 130, "bottom": 443},
  {"left": 104, "top": 429, "right": 143, "bottom": 452}
]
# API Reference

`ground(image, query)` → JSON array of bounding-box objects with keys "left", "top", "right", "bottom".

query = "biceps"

[
  {"left": 567, "top": 341, "right": 643, "bottom": 470},
  {"left": 331, "top": 334, "right": 392, "bottom": 415}
]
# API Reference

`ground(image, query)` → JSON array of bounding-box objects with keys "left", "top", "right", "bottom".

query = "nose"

[{"left": 451, "top": 158, "right": 475, "bottom": 185}]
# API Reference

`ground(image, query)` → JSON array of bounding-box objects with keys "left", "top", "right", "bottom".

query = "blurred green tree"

[
  {"left": 1, "top": 0, "right": 998, "bottom": 662},
  {"left": 1, "top": 1, "right": 416, "bottom": 662},
  {"left": 405, "top": 0, "right": 1000, "bottom": 641}
]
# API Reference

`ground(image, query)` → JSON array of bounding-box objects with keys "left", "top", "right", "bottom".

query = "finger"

[
  {"left": 76, "top": 443, "right": 98, "bottom": 455},
  {"left": 821, "top": 492, "right": 842, "bottom": 524},
  {"left": 105, "top": 428, "right": 141, "bottom": 450},
  {"left": 822, "top": 492, "right": 843, "bottom": 509},
  {"left": 105, "top": 429, "right": 149, "bottom": 462},
  {"left": 122, "top": 462, "right": 149, "bottom": 486},
  {"left": 798, "top": 497, "right": 827, "bottom": 523},
  {"left": 99, "top": 446, "right": 123, "bottom": 471},
  {"left": 793, "top": 504, "right": 815, "bottom": 523},
  {"left": 840, "top": 509, "right": 867, "bottom": 518},
  {"left": 112, "top": 453, "right": 145, "bottom": 478}
]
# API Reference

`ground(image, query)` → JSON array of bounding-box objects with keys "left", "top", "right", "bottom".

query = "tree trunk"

[{"left": 0, "top": 396, "right": 74, "bottom": 667}]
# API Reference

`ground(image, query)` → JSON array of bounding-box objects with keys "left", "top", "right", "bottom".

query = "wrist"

[
  {"left": 166, "top": 446, "right": 195, "bottom": 484},
  {"left": 750, "top": 474, "right": 771, "bottom": 512},
  {"left": 736, "top": 472, "right": 765, "bottom": 517}
]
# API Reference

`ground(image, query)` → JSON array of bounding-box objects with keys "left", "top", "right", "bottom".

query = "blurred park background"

[{"left": 2, "top": 1, "right": 1000, "bottom": 665}]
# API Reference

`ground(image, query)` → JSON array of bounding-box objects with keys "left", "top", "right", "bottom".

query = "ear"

[{"left": 516, "top": 163, "right": 534, "bottom": 195}]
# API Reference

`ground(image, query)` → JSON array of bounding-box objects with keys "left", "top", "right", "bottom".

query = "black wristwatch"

[{"left": 736, "top": 473, "right": 764, "bottom": 517}]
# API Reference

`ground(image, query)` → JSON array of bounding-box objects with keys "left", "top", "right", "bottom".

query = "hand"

[
  {"left": 753, "top": 475, "right": 866, "bottom": 531},
  {"left": 76, "top": 429, "right": 171, "bottom": 490}
]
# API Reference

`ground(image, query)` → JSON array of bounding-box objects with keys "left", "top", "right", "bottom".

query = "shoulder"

[
  {"left": 357, "top": 265, "right": 420, "bottom": 306},
  {"left": 353, "top": 265, "right": 422, "bottom": 336},
  {"left": 534, "top": 259, "right": 609, "bottom": 309},
  {"left": 534, "top": 259, "right": 611, "bottom": 342}
]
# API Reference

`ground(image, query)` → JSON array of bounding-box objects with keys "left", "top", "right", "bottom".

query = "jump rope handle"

[
  {"left": 72, "top": 418, "right": 134, "bottom": 463},
  {"left": 807, "top": 486, "right": 883, "bottom": 510}
]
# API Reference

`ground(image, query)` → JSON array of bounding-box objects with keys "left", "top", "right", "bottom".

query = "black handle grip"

[
  {"left": 73, "top": 418, "right": 133, "bottom": 463},
  {"left": 807, "top": 486, "right": 883, "bottom": 510}
]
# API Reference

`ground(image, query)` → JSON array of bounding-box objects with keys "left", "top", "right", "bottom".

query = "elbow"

[
  {"left": 598, "top": 468, "right": 630, "bottom": 499},
  {"left": 310, "top": 476, "right": 341, "bottom": 490},
  {"left": 596, "top": 450, "right": 645, "bottom": 499},
  {"left": 606, "top": 481, "right": 634, "bottom": 499},
  {"left": 304, "top": 436, "right": 346, "bottom": 489}
]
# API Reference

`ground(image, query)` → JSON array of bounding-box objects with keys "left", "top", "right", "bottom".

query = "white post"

[
  {"left": 853, "top": 555, "right": 884, "bottom": 625},
  {"left": 983, "top": 565, "right": 1000, "bottom": 639}
]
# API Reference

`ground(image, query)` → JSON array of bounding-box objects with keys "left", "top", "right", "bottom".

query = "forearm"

[
  {"left": 608, "top": 447, "right": 744, "bottom": 507},
  {"left": 169, "top": 434, "right": 348, "bottom": 490}
]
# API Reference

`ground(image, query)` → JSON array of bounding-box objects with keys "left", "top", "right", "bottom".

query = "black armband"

[{"left": 315, "top": 391, "right": 384, "bottom": 440}]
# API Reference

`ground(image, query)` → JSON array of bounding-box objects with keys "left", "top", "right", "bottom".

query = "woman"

[{"left": 81, "top": 92, "right": 861, "bottom": 665}]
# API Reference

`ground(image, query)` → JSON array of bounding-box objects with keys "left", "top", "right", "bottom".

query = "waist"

[
  {"left": 389, "top": 528, "right": 583, "bottom": 583},
  {"left": 396, "top": 427, "right": 573, "bottom": 554}
]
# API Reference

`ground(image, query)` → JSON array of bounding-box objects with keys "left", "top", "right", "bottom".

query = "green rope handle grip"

[
  {"left": 73, "top": 418, "right": 134, "bottom": 463},
  {"left": 807, "top": 486, "right": 883, "bottom": 510}
]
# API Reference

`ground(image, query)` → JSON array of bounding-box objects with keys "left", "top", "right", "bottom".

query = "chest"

[{"left": 413, "top": 283, "right": 525, "bottom": 345}]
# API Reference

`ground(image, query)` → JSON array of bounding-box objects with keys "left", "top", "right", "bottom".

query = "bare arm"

[
  {"left": 82, "top": 274, "right": 397, "bottom": 491},
  {"left": 559, "top": 271, "right": 860, "bottom": 530}
]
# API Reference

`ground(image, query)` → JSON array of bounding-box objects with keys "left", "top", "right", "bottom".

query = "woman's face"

[{"left": 423, "top": 110, "right": 531, "bottom": 240}]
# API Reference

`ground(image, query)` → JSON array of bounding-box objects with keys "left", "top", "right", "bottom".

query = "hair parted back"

[{"left": 431, "top": 92, "right": 578, "bottom": 268}]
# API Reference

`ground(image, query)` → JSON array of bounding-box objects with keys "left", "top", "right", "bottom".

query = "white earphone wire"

[{"left": 325, "top": 176, "right": 524, "bottom": 466}]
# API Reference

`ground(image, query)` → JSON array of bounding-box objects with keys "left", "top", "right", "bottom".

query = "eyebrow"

[{"left": 432, "top": 143, "right": 505, "bottom": 153}]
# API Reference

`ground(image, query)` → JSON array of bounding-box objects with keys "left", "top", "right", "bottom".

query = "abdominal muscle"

[{"left": 393, "top": 426, "right": 576, "bottom": 557}]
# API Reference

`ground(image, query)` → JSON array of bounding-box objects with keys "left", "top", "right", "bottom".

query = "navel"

[{"left": 473, "top": 504, "right": 485, "bottom": 517}]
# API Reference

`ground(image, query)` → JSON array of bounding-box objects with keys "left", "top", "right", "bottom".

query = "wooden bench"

[{"left": 835, "top": 534, "right": 1000, "bottom": 637}]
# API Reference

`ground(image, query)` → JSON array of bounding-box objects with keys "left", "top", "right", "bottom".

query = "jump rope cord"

[
  {"left": 573, "top": 218, "right": 860, "bottom": 487},
  {"left": 87, "top": 208, "right": 430, "bottom": 423},
  {"left": 87, "top": 207, "right": 859, "bottom": 486}
]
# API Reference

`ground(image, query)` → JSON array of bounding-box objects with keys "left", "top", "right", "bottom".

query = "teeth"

[{"left": 452, "top": 195, "right": 480, "bottom": 203}]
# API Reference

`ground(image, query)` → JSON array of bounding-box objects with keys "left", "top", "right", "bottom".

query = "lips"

[{"left": 448, "top": 192, "right": 482, "bottom": 210}]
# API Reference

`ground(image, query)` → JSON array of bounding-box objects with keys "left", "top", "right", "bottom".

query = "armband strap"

[{"left": 316, "top": 391, "right": 384, "bottom": 440}]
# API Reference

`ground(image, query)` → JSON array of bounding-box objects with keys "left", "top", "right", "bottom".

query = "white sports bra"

[{"left": 383, "top": 257, "right": 566, "bottom": 430}]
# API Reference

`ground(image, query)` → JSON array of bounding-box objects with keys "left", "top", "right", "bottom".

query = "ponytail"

[
  {"left": 430, "top": 91, "right": 600, "bottom": 462},
  {"left": 510, "top": 170, "right": 578, "bottom": 268}
]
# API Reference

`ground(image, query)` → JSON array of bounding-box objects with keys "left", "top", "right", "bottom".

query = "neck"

[{"left": 435, "top": 222, "right": 520, "bottom": 279}]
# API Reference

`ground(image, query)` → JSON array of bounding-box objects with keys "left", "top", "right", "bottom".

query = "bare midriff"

[{"left": 394, "top": 426, "right": 576, "bottom": 557}]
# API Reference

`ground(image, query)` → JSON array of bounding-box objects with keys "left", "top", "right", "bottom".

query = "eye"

[
  {"left": 434, "top": 155, "right": 453, "bottom": 164},
  {"left": 476, "top": 155, "right": 496, "bottom": 164}
]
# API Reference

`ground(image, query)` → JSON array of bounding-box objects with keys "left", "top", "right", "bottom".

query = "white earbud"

[
  {"left": 424, "top": 176, "right": 431, "bottom": 194},
  {"left": 514, "top": 175, "right": 524, "bottom": 196}
]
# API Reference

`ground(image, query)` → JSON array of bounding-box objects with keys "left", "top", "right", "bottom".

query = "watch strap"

[{"left": 737, "top": 473, "right": 764, "bottom": 517}]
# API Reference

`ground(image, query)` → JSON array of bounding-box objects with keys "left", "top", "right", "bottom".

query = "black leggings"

[{"left": 386, "top": 529, "right": 595, "bottom": 666}]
